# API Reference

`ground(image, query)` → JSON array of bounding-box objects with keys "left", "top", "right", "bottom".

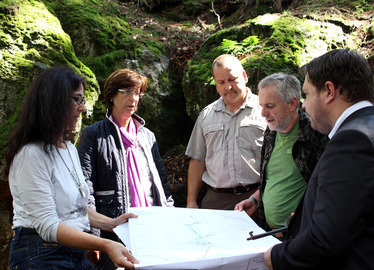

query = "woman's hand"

[
  {"left": 113, "top": 213, "right": 138, "bottom": 228},
  {"left": 88, "top": 208, "right": 138, "bottom": 232},
  {"left": 104, "top": 240, "right": 139, "bottom": 269}
]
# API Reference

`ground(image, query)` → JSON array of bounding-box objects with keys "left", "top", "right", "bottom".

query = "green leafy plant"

[{"left": 219, "top": 36, "right": 262, "bottom": 56}]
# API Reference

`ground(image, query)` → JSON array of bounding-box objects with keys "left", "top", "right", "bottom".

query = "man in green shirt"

[{"left": 235, "top": 73, "right": 328, "bottom": 234}]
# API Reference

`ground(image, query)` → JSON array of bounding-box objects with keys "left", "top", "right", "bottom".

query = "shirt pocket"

[
  {"left": 203, "top": 123, "right": 224, "bottom": 157},
  {"left": 237, "top": 121, "right": 265, "bottom": 159}
]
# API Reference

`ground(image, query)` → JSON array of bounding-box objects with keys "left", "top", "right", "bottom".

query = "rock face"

[
  {"left": 183, "top": 13, "right": 359, "bottom": 121},
  {"left": 0, "top": 0, "right": 100, "bottom": 157}
]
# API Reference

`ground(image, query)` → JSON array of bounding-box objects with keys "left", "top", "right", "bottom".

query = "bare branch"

[{"left": 211, "top": 1, "right": 222, "bottom": 30}]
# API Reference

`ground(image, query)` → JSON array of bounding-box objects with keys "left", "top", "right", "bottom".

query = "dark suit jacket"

[{"left": 271, "top": 106, "right": 374, "bottom": 270}]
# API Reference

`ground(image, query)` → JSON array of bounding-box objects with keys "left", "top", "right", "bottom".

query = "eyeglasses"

[
  {"left": 71, "top": 96, "right": 86, "bottom": 106},
  {"left": 118, "top": 89, "right": 144, "bottom": 99}
]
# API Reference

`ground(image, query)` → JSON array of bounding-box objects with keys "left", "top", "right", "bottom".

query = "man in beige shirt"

[{"left": 185, "top": 54, "right": 267, "bottom": 210}]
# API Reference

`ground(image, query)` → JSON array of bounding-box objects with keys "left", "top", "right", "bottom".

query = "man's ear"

[
  {"left": 289, "top": 96, "right": 299, "bottom": 111},
  {"left": 242, "top": 70, "right": 248, "bottom": 83},
  {"left": 324, "top": 81, "right": 336, "bottom": 104}
]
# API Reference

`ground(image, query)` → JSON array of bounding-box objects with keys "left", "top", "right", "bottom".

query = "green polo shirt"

[{"left": 262, "top": 120, "right": 307, "bottom": 229}]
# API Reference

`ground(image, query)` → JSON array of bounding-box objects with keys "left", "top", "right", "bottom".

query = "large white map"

[{"left": 114, "top": 207, "right": 280, "bottom": 270}]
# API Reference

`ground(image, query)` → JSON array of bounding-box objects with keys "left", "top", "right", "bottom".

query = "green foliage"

[{"left": 218, "top": 36, "right": 261, "bottom": 56}]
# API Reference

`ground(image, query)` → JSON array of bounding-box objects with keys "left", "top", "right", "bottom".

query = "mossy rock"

[
  {"left": 0, "top": 0, "right": 102, "bottom": 265},
  {"left": 0, "top": 0, "right": 99, "bottom": 168},
  {"left": 40, "top": 0, "right": 185, "bottom": 153},
  {"left": 41, "top": 0, "right": 138, "bottom": 80},
  {"left": 183, "top": 13, "right": 357, "bottom": 121}
]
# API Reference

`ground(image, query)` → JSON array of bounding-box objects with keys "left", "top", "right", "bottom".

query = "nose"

[
  {"left": 78, "top": 103, "right": 86, "bottom": 113},
  {"left": 128, "top": 95, "right": 137, "bottom": 103},
  {"left": 224, "top": 82, "right": 232, "bottom": 91},
  {"left": 261, "top": 107, "right": 268, "bottom": 117}
]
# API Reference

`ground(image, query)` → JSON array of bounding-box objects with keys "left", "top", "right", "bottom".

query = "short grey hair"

[{"left": 258, "top": 72, "right": 301, "bottom": 105}]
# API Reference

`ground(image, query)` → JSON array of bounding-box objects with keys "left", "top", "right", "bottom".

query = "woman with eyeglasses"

[
  {"left": 4, "top": 66, "right": 139, "bottom": 270},
  {"left": 77, "top": 68, "right": 174, "bottom": 270}
]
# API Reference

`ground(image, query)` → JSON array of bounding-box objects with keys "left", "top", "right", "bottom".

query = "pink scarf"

[{"left": 113, "top": 116, "right": 149, "bottom": 207}]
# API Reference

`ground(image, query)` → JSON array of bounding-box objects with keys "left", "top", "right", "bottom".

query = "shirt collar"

[
  {"left": 329, "top": 100, "right": 373, "bottom": 139},
  {"left": 214, "top": 88, "right": 254, "bottom": 113},
  {"left": 106, "top": 110, "right": 145, "bottom": 131}
]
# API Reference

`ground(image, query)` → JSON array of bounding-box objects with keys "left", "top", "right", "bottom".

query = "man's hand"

[
  {"left": 264, "top": 246, "right": 274, "bottom": 270},
  {"left": 234, "top": 198, "right": 257, "bottom": 216},
  {"left": 234, "top": 189, "right": 260, "bottom": 216},
  {"left": 186, "top": 201, "right": 199, "bottom": 208}
]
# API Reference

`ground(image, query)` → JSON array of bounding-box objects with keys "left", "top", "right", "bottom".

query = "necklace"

[{"left": 56, "top": 144, "right": 86, "bottom": 198}]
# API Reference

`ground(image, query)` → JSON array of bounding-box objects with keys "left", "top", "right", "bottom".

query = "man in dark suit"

[{"left": 264, "top": 49, "right": 374, "bottom": 269}]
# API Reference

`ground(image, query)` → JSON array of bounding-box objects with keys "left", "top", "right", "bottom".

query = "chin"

[
  {"left": 268, "top": 123, "right": 276, "bottom": 130},
  {"left": 68, "top": 122, "right": 77, "bottom": 131},
  {"left": 311, "top": 123, "right": 323, "bottom": 133}
]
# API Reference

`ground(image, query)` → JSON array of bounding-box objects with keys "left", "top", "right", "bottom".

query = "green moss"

[
  {"left": 160, "top": 70, "right": 170, "bottom": 86},
  {"left": 183, "top": 12, "right": 359, "bottom": 120},
  {"left": 250, "top": 14, "right": 357, "bottom": 65},
  {"left": 306, "top": 0, "right": 374, "bottom": 13},
  {"left": 0, "top": 0, "right": 100, "bottom": 159},
  {"left": 0, "top": 81, "right": 28, "bottom": 157},
  {"left": 39, "top": 0, "right": 157, "bottom": 94},
  {"left": 145, "top": 41, "right": 165, "bottom": 57},
  {"left": 89, "top": 94, "right": 106, "bottom": 124},
  {"left": 83, "top": 50, "right": 131, "bottom": 81},
  {"left": 42, "top": 0, "right": 135, "bottom": 57}
]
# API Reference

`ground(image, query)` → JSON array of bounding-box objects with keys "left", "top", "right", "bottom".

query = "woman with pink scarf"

[{"left": 78, "top": 69, "right": 174, "bottom": 270}]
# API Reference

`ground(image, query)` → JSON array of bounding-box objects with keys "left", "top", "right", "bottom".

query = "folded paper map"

[{"left": 114, "top": 207, "right": 280, "bottom": 270}]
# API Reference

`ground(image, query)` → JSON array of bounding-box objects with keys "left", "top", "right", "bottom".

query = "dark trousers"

[
  {"left": 201, "top": 187, "right": 259, "bottom": 223},
  {"left": 93, "top": 252, "right": 116, "bottom": 270},
  {"left": 9, "top": 227, "right": 94, "bottom": 270}
]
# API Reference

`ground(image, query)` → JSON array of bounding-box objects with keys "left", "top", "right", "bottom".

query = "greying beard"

[{"left": 272, "top": 114, "right": 293, "bottom": 133}]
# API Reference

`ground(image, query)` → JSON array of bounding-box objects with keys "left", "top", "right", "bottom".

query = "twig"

[{"left": 211, "top": 1, "right": 222, "bottom": 30}]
